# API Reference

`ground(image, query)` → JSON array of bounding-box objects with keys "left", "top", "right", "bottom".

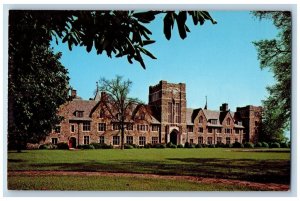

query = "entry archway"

[
  {"left": 69, "top": 137, "right": 77, "bottom": 148},
  {"left": 170, "top": 129, "right": 179, "bottom": 145}
]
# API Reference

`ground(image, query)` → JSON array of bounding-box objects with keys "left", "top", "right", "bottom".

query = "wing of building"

[{"left": 45, "top": 80, "right": 262, "bottom": 147}]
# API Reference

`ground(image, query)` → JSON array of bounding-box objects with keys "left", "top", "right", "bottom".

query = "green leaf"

[
  {"left": 176, "top": 11, "right": 187, "bottom": 39},
  {"left": 163, "top": 12, "right": 175, "bottom": 40}
]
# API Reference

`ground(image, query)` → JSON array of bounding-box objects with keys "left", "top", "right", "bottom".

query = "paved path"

[{"left": 8, "top": 170, "right": 290, "bottom": 191}]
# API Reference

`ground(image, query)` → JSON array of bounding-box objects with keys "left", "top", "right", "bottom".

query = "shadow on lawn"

[{"left": 26, "top": 158, "right": 290, "bottom": 185}]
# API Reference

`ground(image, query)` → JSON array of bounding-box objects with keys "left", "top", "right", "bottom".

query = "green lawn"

[
  {"left": 7, "top": 175, "right": 263, "bottom": 191},
  {"left": 7, "top": 148, "right": 291, "bottom": 190}
]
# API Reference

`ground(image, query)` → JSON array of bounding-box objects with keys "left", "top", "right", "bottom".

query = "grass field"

[{"left": 7, "top": 148, "right": 291, "bottom": 190}]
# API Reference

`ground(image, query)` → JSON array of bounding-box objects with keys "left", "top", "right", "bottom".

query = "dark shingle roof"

[
  {"left": 60, "top": 99, "right": 96, "bottom": 121},
  {"left": 186, "top": 108, "right": 194, "bottom": 125}
]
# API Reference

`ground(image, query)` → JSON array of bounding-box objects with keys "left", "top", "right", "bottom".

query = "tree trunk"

[{"left": 121, "top": 120, "right": 125, "bottom": 150}]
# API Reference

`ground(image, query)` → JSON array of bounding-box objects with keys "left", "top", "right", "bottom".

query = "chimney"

[
  {"left": 220, "top": 103, "right": 228, "bottom": 112},
  {"left": 71, "top": 89, "right": 77, "bottom": 98}
]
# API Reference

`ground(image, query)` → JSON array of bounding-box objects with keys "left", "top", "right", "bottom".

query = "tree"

[
  {"left": 8, "top": 35, "right": 69, "bottom": 152},
  {"left": 252, "top": 11, "right": 291, "bottom": 142},
  {"left": 8, "top": 10, "right": 216, "bottom": 150},
  {"left": 98, "top": 76, "right": 140, "bottom": 149}
]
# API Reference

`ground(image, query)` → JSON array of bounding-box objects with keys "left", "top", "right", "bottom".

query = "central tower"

[{"left": 148, "top": 80, "right": 187, "bottom": 144}]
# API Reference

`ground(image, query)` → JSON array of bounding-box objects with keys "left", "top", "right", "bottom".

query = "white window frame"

[
  {"left": 84, "top": 136, "right": 90, "bottom": 145},
  {"left": 113, "top": 136, "right": 120, "bottom": 145},
  {"left": 82, "top": 122, "right": 91, "bottom": 132},
  {"left": 98, "top": 123, "right": 106, "bottom": 132}
]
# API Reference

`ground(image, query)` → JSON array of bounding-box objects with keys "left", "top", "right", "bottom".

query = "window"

[
  {"left": 98, "top": 123, "right": 106, "bottom": 132},
  {"left": 83, "top": 122, "right": 90, "bottom": 131},
  {"left": 198, "top": 137, "right": 203, "bottom": 144},
  {"left": 113, "top": 136, "right": 120, "bottom": 145},
  {"left": 70, "top": 124, "right": 75, "bottom": 133},
  {"left": 255, "top": 121, "right": 259, "bottom": 126},
  {"left": 226, "top": 118, "right": 231, "bottom": 125},
  {"left": 100, "top": 109, "right": 105, "bottom": 118},
  {"left": 152, "top": 125, "right": 159, "bottom": 132},
  {"left": 76, "top": 111, "right": 83, "bottom": 117},
  {"left": 84, "top": 136, "right": 89, "bottom": 144},
  {"left": 99, "top": 136, "right": 105, "bottom": 144},
  {"left": 55, "top": 125, "right": 61, "bottom": 133},
  {"left": 207, "top": 137, "right": 213, "bottom": 145},
  {"left": 216, "top": 128, "right": 221, "bottom": 133},
  {"left": 226, "top": 137, "right": 231, "bottom": 144},
  {"left": 140, "top": 112, "right": 145, "bottom": 120},
  {"left": 199, "top": 116, "right": 203, "bottom": 123},
  {"left": 211, "top": 119, "right": 217, "bottom": 124},
  {"left": 208, "top": 128, "right": 213, "bottom": 133},
  {"left": 139, "top": 136, "right": 146, "bottom": 146},
  {"left": 235, "top": 128, "right": 239, "bottom": 134},
  {"left": 151, "top": 137, "right": 158, "bottom": 144},
  {"left": 127, "top": 124, "right": 133, "bottom": 130},
  {"left": 187, "top": 125, "right": 193, "bottom": 132},
  {"left": 138, "top": 125, "right": 148, "bottom": 131},
  {"left": 198, "top": 127, "right": 203, "bottom": 133},
  {"left": 126, "top": 136, "right": 133, "bottom": 144},
  {"left": 217, "top": 137, "right": 222, "bottom": 144},
  {"left": 52, "top": 138, "right": 58, "bottom": 145},
  {"left": 190, "top": 139, "right": 194, "bottom": 144},
  {"left": 168, "top": 102, "right": 172, "bottom": 123},
  {"left": 225, "top": 128, "right": 231, "bottom": 134},
  {"left": 175, "top": 103, "right": 181, "bottom": 123},
  {"left": 113, "top": 123, "right": 119, "bottom": 130}
]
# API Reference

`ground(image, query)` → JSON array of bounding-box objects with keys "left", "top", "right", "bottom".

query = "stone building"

[{"left": 45, "top": 80, "right": 262, "bottom": 147}]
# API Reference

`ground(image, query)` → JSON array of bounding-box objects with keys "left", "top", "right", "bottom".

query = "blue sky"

[{"left": 51, "top": 11, "right": 278, "bottom": 111}]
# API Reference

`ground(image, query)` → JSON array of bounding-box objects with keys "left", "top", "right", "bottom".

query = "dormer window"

[
  {"left": 226, "top": 118, "right": 231, "bottom": 125},
  {"left": 75, "top": 111, "right": 83, "bottom": 117},
  {"left": 211, "top": 119, "right": 217, "bottom": 124},
  {"left": 199, "top": 116, "right": 203, "bottom": 124},
  {"left": 140, "top": 112, "right": 145, "bottom": 120},
  {"left": 100, "top": 109, "right": 105, "bottom": 118}
]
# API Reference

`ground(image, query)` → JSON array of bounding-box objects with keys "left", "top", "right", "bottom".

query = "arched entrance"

[
  {"left": 170, "top": 129, "right": 179, "bottom": 145},
  {"left": 69, "top": 137, "right": 77, "bottom": 148}
]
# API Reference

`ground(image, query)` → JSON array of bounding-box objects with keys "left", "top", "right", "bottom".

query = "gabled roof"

[
  {"left": 61, "top": 99, "right": 96, "bottom": 121},
  {"left": 186, "top": 108, "right": 194, "bottom": 125}
]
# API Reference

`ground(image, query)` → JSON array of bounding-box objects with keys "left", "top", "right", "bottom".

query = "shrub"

[
  {"left": 57, "top": 142, "right": 69, "bottom": 150},
  {"left": 184, "top": 142, "right": 190, "bottom": 148},
  {"left": 89, "top": 143, "right": 102, "bottom": 149},
  {"left": 232, "top": 142, "right": 244, "bottom": 148},
  {"left": 26, "top": 143, "right": 39, "bottom": 150},
  {"left": 177, "top": 144, "right": 184, "bottom": 148},
  {"left": 77, "top": 144, "right": 95, "bottom": 149},
  {"left": 39, "top": 143, "right": 57, "bottom": 150},
  {"left": 261, "top": 142, "right": 269, "bottom": 148},
  {"left": 280, "top": 142, "right": 289, "bottom": 148},
  {"left": 224, "top": 143, "right": 233, "bottom": 148},
  {"left": 124, "top": 144, "right": 134, "bottom": 149},
  {"left": 270, "top": 142, "right": 280, "bottom": 148},
  {"left": 153, "top": 143, "right": 166, "bottom": 148},
  {"left": 166, "top": 142, "right": 174, "bottom": 148},
  {"left": 195, "top": 144, "right": 202, "bottom": 148},
  {"left": 255, "top": 142, "right": 262, "bottom": 148},
  {"left": 170, "top": 144, "right": 177, "bottom": 148},
  {"left": 201, "top": 144, "right": 208, "bottom": 148},
  {"left": 144, "top": 143, "right": 152, "bottom": 148},
  {"left": 38, "top": 144, "right": 48, "bottom": 149},
  {"left": 131, "top": 144, "right": 139, "bottom": 149},
  {"left": 215, "top": 143, "right": 225, "bottom": 148},
  {"left": 208, "top": 144, "right": 215, "bottom": 148},
  {"left": 244, "top": 142, "right": 254, "bottom": 148}
]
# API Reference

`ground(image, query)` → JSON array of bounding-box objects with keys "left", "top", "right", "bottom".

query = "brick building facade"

[{"left": 45, "top": 80, "right": 262, "bottom": 147}]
